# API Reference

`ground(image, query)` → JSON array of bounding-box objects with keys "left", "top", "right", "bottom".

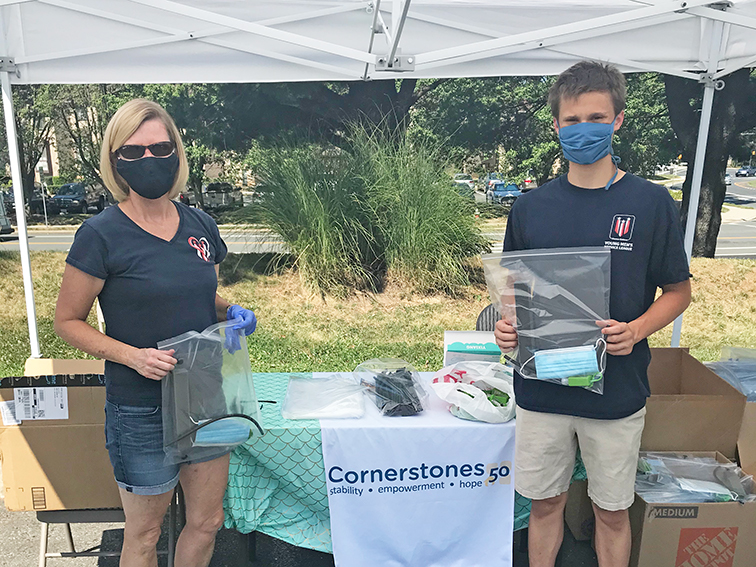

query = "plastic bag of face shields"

[
  {"left": 355, "top": 358, "right": 428, "bottom": 416},
  {"left": 281, "top": 374, "right": 366, "bottom": 419},
  {"left": 158, "top": 318, "right": 264, "bottom": 465},
  {"left": 482, "top": 247, "right": 610, "bottom": 395},
  {"left": 431, "top": 362, "right": 515, "bottom": 423},
  {"left": 705, "top": 347, "right": 756, "bottom": 402},
  {"left": 635, "top": 453, "right": 756, "bottom": 504}
]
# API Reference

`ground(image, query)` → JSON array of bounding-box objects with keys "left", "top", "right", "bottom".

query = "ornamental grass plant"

[
  {"left": 350, "top": 124, "right": 490, "bottom": 294},
  {"left": 255, "top": 146, "right": 381, "bottom": 297},
  {"left": 255, "top": 126, "right": 490, "bottom": 296}
]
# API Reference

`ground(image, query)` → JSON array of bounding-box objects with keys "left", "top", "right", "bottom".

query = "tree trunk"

[{"left": 665, "top": 69, "right": 756, "bottom": 258}]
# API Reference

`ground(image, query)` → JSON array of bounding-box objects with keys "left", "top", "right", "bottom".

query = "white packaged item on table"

[{"left": 282, "top": 374, "right": 365, "bottom": 419}]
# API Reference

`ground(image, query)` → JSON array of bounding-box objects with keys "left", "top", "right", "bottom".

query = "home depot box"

[
  {"left": 565, "top": 349, "right": 747, "bottom": 539},
  {"left": 642, "top": 349, "right": 746, "bottom": 459},
  {"left": 737, "top": 403, "right": 756, "bottom": 476},
  {"left": 629, "top": 452, "right": 756, "bottom": 567},
  {"left": 0, "top": 359, "right": 121, "bottom": 511}
]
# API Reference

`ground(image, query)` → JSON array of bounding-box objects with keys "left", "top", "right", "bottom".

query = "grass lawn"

[{"left": 1, "top": 251, "right": 755, "bottom": 377}]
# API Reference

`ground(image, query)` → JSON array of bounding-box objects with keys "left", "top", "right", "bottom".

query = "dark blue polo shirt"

[
  {"left": 66, "top": 202, "right": 227, "bottom": 406},
  {"left": 503, "top": 173, "right": 690, "bottom": 419}
]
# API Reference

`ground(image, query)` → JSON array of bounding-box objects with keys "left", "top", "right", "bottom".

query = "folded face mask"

[
  {"left": 533, "top": 344, "right": 600, "bottom": 386},
  {"left": 193, "top": 418, "right": 252, "bottom": 447}
]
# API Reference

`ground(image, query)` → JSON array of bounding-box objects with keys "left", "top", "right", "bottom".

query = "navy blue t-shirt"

[
  {"left": 66, "top": 202, "right": 227, "bottom": 406},
  {"left": 503, "top": 173, "right": 690, "bottom": 419}
]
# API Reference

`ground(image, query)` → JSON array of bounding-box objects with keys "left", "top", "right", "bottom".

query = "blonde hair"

[{"left": 100, "top": 99, "right": 189, "bottom": 202}]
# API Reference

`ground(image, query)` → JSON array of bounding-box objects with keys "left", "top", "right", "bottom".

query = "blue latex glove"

[{"left": 224, "top": 305, "right": 257, "bottom": 354}]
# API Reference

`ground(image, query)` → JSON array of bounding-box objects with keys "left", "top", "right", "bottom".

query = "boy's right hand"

[{"left": 494, "top": 319, "right": 518, "bottom": 352}]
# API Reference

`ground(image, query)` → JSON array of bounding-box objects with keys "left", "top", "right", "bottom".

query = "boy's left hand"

[{"left": 597, "top": 319, "right": 639, "bottom": 356}]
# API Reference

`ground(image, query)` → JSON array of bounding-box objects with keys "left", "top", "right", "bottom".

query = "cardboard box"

[
  {"left": 629, "top": 452, "right": 756, "bottom": 567},
  {"left": 0, "top": 360, "right": 121, "bottom": 511},
  {"left": 564, "top": 480, "right": 594, "bottom": 542},
  {"left": 443, "top": 331, "right": 501, "bottom": 366},
  {"left": 737, "top": 403, "right": 756, "bottom": 477},
  {"left": 643, "top": 349, "right": 746, "bottom": 459}
]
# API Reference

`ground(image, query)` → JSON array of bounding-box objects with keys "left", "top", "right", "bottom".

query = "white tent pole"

[
  {"left": 1, "top": 69, "right": 41, "bottom": 358},
  {"left": 670, "top": 20, "right": 726, "bottom": 348}
]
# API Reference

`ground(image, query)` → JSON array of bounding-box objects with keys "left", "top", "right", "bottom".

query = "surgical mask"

[
  {"left": 521, "top": 339, "right": 606, "bottom": 387},
  {"left": 116, "top": 153, "right": 179, "bottom": 200},
  {"left": 193, "top": 417, "right": 252, "bottom": 447}
]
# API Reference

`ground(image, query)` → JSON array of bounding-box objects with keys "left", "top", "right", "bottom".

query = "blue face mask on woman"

[{"left": 558, "top": 119, "right": 616, "bottom": 165}]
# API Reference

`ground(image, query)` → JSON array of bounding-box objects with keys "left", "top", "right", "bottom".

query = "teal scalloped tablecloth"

[{"left": 223, "top": 373, "right": 587, "bottom": 553}]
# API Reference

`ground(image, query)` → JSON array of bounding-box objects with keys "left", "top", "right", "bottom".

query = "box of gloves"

[{"left": 443, "top": 331, "right": 501, "bottom": 366}]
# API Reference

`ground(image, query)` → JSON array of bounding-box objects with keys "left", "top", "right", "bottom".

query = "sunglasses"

[{"left": 114, "top": 141, "right": 175, "bottom": 161}]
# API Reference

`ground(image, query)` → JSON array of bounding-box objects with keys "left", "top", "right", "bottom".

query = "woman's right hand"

[
  {"left": 130, "top": 348, "right": 177, "bottom": 380},
  {"left": 494, "top": 319, "right": 518, "bottom": 353}
]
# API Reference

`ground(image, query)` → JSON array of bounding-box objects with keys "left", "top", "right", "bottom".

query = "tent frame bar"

[
  {"left": 670, "top": 19, "right": 727, "bottom": 347},
  {"left": 1, "top": 68, "right": 41, "bottom": 358},
  {"left": 415, "top": 0, "right": 715, "bottom": 67}
]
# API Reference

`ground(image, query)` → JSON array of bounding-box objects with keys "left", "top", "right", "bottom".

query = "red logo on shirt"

[
  {"left": 188, "top": 236, "right": 211, "bottom": 262},
  {"left": 610, "top": 215, "right": 635, "bottom": 241}
]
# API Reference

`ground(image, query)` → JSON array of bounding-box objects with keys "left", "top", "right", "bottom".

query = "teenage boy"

[{"left": 494, "top": 61, "right": 691, "bottom": 567}]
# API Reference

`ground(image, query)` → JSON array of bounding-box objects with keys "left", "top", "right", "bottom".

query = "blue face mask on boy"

[
  {"left": 558, "top": 119, "right": 615, "bottom": 165},
  {"left": 558, "top": 119, "right": 619, "bottom": 190}
]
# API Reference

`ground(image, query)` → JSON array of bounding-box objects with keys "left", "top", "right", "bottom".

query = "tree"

[
  {"left": 8, "top": 86, "right": 58, "bottom": 202},
  {"left": 614, "top": 73, "right": 678, "bottom": 178},
  {"left": 54, "top": 84, "right": 141, "bottom": 187},
  {"left": 409, "top": 77, "right": 558, "bottom": 183},
  {"left": 665, "top": 69, "right": 756, "bottom": 257}
]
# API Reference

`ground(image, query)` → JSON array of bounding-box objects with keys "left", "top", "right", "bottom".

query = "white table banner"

[{"left": 320, "top": 373, "right": 515, "bottom": 567}]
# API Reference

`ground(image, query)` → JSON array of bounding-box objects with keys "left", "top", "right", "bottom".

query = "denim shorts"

[{"left": 104, "top": 400, "right": 228, "bottom": 496}]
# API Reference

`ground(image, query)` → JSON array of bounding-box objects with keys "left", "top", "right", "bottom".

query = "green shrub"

[
  {"left": 350, "top": 125, "right": 490, "bottom": 293},
  {"left": 256, "top": 127, "right": 490, "bottom": 296},
  {"left": 256, "top": 146, "right": 381, "bottom": 296}
]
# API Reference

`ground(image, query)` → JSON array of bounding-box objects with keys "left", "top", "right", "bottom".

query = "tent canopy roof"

[{"left": 2, "top": 0, "right": 755, "bottom": 85}]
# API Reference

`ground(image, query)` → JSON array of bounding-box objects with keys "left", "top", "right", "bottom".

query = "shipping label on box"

[{"left": 13, "top": 387, "right": 68, "bottom": 421}]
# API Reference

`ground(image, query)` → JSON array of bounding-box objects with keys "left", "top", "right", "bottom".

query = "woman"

[{"left": 54, "top": 99, "right": 256, "bottom": 567}]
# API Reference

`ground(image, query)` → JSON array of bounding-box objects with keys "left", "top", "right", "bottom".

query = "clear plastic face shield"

[{"left": 483, "top": 247, "right": 611, "bottom": 394}]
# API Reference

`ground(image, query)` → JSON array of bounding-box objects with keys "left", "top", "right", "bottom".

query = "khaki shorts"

[{"left": 515, "top": 405, "right": 646, "bottom": 511}]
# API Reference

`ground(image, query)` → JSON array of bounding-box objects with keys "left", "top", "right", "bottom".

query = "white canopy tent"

[{"left": 2, "top": 0, "right": 756, "bottom": 358}]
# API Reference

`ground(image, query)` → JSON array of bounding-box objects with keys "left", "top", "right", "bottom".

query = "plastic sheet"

[
  {"left": 705, "top": 347, "right": 756, "bottom": 402},
  {"left": 158, "top": 318, "right": 263, "bottom": 465},
  {"left": 281, "top": 374, "right": 366, "bottom": 419},
  {"left": 636, "top": 453, "right": 756, "bottom": 504},
  {"left": 482, "top": 247, "right": 610, "bottom": 394},
  {"left": 354, "top": 359, "right": 427, "bottom": 416},
  {"left": 431, "top": 362, "right": 516, "bottom": 423}
]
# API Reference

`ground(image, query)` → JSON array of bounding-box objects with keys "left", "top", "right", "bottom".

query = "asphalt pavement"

[{"left": 5, "top": 175, "right": 755, "bottom": 258}]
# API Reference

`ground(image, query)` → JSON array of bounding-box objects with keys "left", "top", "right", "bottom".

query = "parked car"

[
  {"left": 521, "top": 177, "right": 538, "bottom": 192},
  {"left": 452, "top": 179, "right": 475, "bottom": 200},
  {"left": 0, "top": 193, "right": 12, "bottom": 234},
  {"left": 725, "top": 173, "right": 732, "bottom": 186},
  {"left": 29, "top": 187, "right": 60, "bottom": 216},
  {"left": 203, "top": 182, "right": 243, "bottom": 210},
  {"left": 453, "top": 173, "right": 476, "bottom": 192},
  {"left": 735, "top": 166, "right": 756, "bottom": 177},
  {"left": 486, "top": 181, "right": 521, "bottom": 204},
  {"left": 481, "top": 172, "right": 504, "bottom": 192},
  {"left": 52, "top": 182, "right": 110, "bottom": 214}
]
